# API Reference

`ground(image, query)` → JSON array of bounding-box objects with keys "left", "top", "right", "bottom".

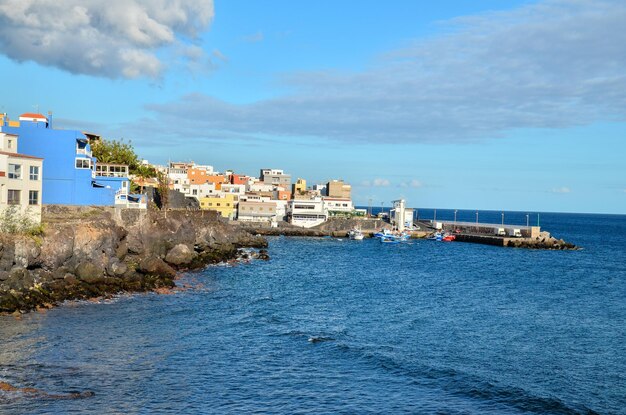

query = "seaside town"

[{"left": 0, "top": 111, "right": 415, "bottom": 232}]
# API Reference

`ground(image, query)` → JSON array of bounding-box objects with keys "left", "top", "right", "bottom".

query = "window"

[
  {"left": 8, "top": 164, "right": 21, "bottom": 179},
  {"left": 192, "top": 189, "right": 198, "bottom": 195},
  {"left": 7, "top": 139, "right": 12, "bottom": 149},
  {"left": 75, "top": 158, "right": 91, "bottom": 169},
  {"left": 28, "top": 190, "right": 39, "bottom": 205},
  {"left": 7, "top": 190, "right": 20, "bottom": 205},
  {"left": 29, "top": 165, "right": 39, "bottom": 180}
]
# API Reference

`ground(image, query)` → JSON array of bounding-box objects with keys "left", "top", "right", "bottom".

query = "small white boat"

[{"left": 348, "top": 227, "right": 364, "bottom": 240}]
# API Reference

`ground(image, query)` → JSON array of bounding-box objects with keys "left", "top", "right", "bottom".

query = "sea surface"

[{"left": 1, "top": 211, "right": 625, "bottom": 414}]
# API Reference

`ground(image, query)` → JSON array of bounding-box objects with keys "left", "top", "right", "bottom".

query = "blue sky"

[{"left": 1, "top": 0, "right": 625, "bottom": 214}]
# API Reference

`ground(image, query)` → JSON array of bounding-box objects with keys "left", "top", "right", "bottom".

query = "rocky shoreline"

[{"left": 0, "top": 206, "right": 268, "bottom": 314}]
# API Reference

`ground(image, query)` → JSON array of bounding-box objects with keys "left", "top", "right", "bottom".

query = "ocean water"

[{"left": 1, "top": 212, "right": 625, "bottom": 414}]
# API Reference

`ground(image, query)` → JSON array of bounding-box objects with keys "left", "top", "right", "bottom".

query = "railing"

[{"left": 95, "top": 163, "right": 129, "bottom": 178}]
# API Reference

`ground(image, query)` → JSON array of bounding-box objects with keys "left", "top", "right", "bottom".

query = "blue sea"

[{"left": 1, "top": 211, "right": 625, "bottom": 414}]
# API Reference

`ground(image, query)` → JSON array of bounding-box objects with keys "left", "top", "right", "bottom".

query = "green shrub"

[{"left": 0, "top": 206, "right": 44, "bottom": 235}]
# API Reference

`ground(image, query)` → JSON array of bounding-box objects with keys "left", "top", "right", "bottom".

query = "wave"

[{"left": 331, "top": 342, "right": 600, "bottom": 415}]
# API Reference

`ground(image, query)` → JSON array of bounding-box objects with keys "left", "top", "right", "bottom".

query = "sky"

[{"left": 0, "top": 0, "right": 625, "bottom": 214}]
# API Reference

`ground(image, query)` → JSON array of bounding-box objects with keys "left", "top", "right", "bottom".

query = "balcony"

[{"left": 95, "top": 163, "right": 129, "bottom": 178}]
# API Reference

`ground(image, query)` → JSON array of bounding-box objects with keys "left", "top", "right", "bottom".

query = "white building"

[
  {"left": 248, "top": 181, "right": 276, "bottom": 193},
  {"left": 323, "top": 197, "right": 354, "bottom": 215},
  {"left": 0, "top": 132, "right": 43, "bottom": 225},
  {"left": 237, "top": 200, "right": 277, "bottom": 223},
  {"left": 288, "top": 197, "right": 328, "bottom": 228},
  {"left": 390, "top": 199, "right": 407, "bottom": 231}
]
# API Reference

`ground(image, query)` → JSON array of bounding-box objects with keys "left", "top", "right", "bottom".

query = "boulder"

[
  {"left": 139, "top": 256, "right": 176, "bottom": 278},
  {"left": 165, "top": 244, "right": 196, "bottom": 266},
  {"left": 110, "top": 261, "right": 128, "bottom": 276},
  {"left": 75, "top": 262, "right": 105, "bottom": 284}
]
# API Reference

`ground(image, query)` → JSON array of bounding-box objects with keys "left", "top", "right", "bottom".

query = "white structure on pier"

[{"left": 390, "top": 199, "right": 407, "bottom": 232}]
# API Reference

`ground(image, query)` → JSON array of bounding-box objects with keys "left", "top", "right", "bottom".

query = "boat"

[
  {"left": 376, "top": 230, "right": 410, "bottom": 243},
  {"left": 428, "top": 232, "right": 456, "bottom": 242},
  {"left": 348, "top": 227, "right": 364, "bottom": 240},
  {"left": 373, "top": 228, "right": 394, "bottom": 238},
  {"left": 380, "top": 236, "right": 400, "bottom": 244}
]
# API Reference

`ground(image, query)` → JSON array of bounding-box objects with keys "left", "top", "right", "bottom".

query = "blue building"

[{"left": 0, "top": 113, "right": 132, "bottom": 206}]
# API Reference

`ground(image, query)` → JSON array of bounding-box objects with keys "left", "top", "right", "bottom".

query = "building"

[
  {"left": 199, "top": 194, "right": 236, "bottom": 218},
  {"left": 390, "top": 199, "right": 407, "bottom": 231},
  {"left": 292, "top": 178, "right": 306, "bottom": 196},
  {"left": 0, "top": 132, "right": 43, "bottom": 224},
  {"left": 288, "top": 198, "right": 327, "bottom": 228},
  {"left": 260, "top": 168, "right": 291, "bottom": 187},
  {"left": 327, "top": 180, "right": 351, "bottom": 199},
  {"left": 275, "top": 190, "right": 292, "bottom": 201},
  {"left": 1, "top": 113, "right": 135, "bottom": 207},
  {"left": 237, "top": 200, "right": 277, "bottom": 223},
  {"left": 231, "top": 174, "right": 253, "bottom": 186},
  {"left": 323, "top": 197, "right": 354, "bottom": 216},
  {"left": 312, "top": 183, "right": 327, "bottom": 196}
]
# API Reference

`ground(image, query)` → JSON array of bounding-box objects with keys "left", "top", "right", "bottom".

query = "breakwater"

[{"left": 0, "top": 206, "right": 267, "bottom": 313}]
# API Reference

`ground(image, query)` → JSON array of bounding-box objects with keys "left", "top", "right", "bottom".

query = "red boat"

[{"left": 442, "top": 234, "right": 456, "bottom": 242}]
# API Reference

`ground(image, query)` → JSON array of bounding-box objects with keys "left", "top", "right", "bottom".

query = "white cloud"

[
  {"left": 373, "top": 178, "right": 391, "bottom": 187},
  {"left": 399, "top": 179, "right": 423, "bottom": 188},
  {"left": 0, "top": 0, "right": 214, "bottom": 78},
  {"left": 551, "top": 187, "right": 571, "bottom": 194},
  {"left": 360, "top": 178, "right": 391, "bottom": 187},
  {"left": 242, "top": 31, "right": 264, "bottom": 43},
  {"left": 134, "top": 0, "right": 626, "bottom": 144}
]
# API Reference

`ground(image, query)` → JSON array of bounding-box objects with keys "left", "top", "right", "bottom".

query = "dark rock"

[
  {"left": 257, "top": 249, "right": 270, "bottom": 260},
  {"left": 139, "top": 256, "right": 176, "bottom": 278},
  {"left": 116, "top": 240, "right": 128, "bottom": 260},
  {"left": 110, "top": 261, "right": 128, "bottom": 276},
  {"left": 0, "top": 206, "right": 268, "bottom": 313},
  {"left": 75, "top": 262, "right": 105, "bottom": 284}
]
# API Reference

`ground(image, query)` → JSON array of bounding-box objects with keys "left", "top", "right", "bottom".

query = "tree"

[
  {"left": 91, "top": 138, "right": 157, "bottom": 193},
  {"left": 156, "top": 171, "right": 169, "bottom": 211},
  {"left": 91, "top": 138, "right": 140, "bottom": 171}
]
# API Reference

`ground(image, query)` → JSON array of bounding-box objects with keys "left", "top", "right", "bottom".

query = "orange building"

[
  {"left": 188, "top": 169, "right": 228, "bottom": 189},
  {"left": 231, "top": 174, "right": 251, "bottom": 185},
  {"left": 276, "top": 190, "right": 292, "bottom": 201}
]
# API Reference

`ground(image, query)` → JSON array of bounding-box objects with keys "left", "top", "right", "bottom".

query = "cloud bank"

[
  {"left": 0, "top": 0, "right": 214, "bottom": 78},
  {"left": 137, "top": 0, "right": 626, "bottom": 144}
]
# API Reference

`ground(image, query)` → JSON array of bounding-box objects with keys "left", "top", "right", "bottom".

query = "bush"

[{"left": 0, "top": 206, "right": 43, "bottom": 235}]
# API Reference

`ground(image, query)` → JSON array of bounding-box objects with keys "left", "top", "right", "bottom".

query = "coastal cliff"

[{"left": 0, "top": 206, "right": 267, "bottom": 313}]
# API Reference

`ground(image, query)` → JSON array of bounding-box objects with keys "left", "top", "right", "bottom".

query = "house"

[
  {"left": 327, "top": 179, "right": 351, "bottom": 199},
  {"left": 323, "top": 197, "right": 354, "bottom": 216},
  {"left": 237, "top": 200, "right": 277, "bottom": 223},
  {"left": 260, "top": 168, "right": 291, "bottom": 187},
  {"left": 0, "top": 132, "right": 43, "bottom": 224},
  {"left": 288, "top": 197, "right": 327, "bottom": 228},
  {"left": 199, "top": 194, "right": 236, "bottom": 218},
  {"left": 230, "top": 173, "right": 253, "bottom": 186},
  {"left": 292, "top": 178, "right": 306, "bottom": 196},
  {"left": 1, "top": 113, "right": 135, "bottom": 207}
]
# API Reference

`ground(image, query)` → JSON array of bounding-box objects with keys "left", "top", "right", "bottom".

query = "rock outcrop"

[
  {"left": 506, "top": 232, "right": 578, "bottom": 250},
  {"left": 0, "top": 206, "right": 267, "bottom": 313}
]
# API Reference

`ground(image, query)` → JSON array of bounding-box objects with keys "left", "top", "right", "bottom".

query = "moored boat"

[{"left": 348, "top": 227, "right": 365, "bottom": 240}]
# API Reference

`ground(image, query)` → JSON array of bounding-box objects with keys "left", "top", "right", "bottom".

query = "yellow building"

[
  {"left": 292, "top": 178, "right": 307, "bottom": 196},
  {"left": 199, "top": 194, "right": 236, "bottom": 218}
]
